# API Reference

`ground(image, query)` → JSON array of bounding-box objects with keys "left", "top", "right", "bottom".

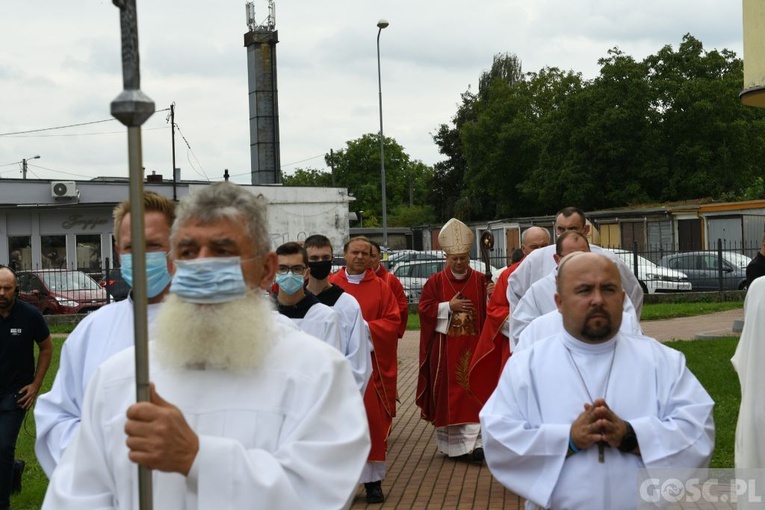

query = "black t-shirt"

[
  {"left": 746, "top": 252, "right": 765, "bottom": 288},
  {"left": 0, "top": 298, "right": 50, "bottom": 395}
]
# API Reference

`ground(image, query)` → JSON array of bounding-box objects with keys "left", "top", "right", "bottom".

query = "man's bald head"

[
  {"left": 553, "top": 231, "right": 590, "bottom": 265},
  {"left": 555, "top": 253, "right": 624, "bottom": 343},
  {"left": 521, "top": 227, "right": 551, "bottom": 256}
]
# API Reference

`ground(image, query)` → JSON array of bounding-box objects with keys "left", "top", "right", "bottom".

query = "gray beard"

[{"left": 153, "top": 292, "right": 276, "bottom": 372}]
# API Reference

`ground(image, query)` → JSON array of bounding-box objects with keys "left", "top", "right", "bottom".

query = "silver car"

[
  {"left": 604, "top": 249, "right": 692, "bottom": 294},
  {"left": 391, "top": 259, "right": 499, "bottom": 303},
  {"left": 659, "top": 251, "right": 750, "bottom": 291}
]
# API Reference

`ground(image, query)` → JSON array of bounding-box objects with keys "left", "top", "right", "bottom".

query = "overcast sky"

[{"left": 0, "top": 0, "right": 745, "bottom": 185}]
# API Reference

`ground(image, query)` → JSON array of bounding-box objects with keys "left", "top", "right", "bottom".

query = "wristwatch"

[{"left": 618, "top": 421, "right": 638, "bottom": 453}]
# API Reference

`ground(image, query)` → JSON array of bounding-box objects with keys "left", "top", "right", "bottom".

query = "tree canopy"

[
  {"left": 282, "top": 134, "right": 435, "bottom": 227},
  {"left": 433, "top": 35, "right": 765, "bottom": 222}
]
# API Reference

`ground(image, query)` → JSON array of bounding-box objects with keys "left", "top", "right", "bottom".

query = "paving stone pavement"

[{"left": 349, "top": 308, "right": 743, "bottom": 509}]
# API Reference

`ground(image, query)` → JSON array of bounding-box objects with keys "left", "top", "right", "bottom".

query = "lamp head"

[{"left": 377, "top": 19, "right": 389, "bottom": 29}]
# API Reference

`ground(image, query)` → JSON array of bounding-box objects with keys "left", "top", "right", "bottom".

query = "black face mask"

[{"left": 308, "top": 260, "right": 333, "bottom": 280}]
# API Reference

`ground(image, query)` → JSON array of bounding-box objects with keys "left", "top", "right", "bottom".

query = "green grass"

[
  {"left": 665, "top": 337, "right": 740, "bottom": 469},
  {"left": 640, "top": 301, "right": 743, "bottom": 321},
  {"left": 15, "top": 307, "right": 742, "bottom": 507},
  {"left": 405, "top": 301, "right": 744, "bottom": 329}
]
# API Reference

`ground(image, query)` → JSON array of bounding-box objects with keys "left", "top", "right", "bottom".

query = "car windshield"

[
  {"left": 39, "top": 271, "right": 100, "bottom": 292},
  {"left": 723, "top": 252, "right": 751, "bottom": 268},
  {"left": 614, "top": 251, "right": 658, "bottom": 269}
]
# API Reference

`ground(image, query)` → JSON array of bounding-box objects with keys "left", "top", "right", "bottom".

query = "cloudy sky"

[{"left": 0, "top": 0, "right": 744, "bottom": 185}]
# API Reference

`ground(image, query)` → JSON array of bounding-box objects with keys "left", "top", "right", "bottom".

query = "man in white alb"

[
  {"left": 35, "top": 191, "right": 176, "bottom": 477},
  {"left": 304, "top": 234, "right": 372, "bottom": 394},
  {"left": 481, "top": 252, "right": 714, "bottom": 510},
  {"left": 507, "top": 207, "right": 644, "bottom": 319},
  {"left": 42, "top": 182, "right": 370, "bottom": 509},
  {"left": 510, "top": 231, "right": 638, "bottom": 348}
]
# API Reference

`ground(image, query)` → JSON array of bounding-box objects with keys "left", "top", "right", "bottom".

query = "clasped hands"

[{"left": 569, "top": 398, "right": 629, "bottom": 451}]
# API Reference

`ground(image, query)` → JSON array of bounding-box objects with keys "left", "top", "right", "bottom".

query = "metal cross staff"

[{"left": 111, "top": 0, "right": 155, "bottom": 508}]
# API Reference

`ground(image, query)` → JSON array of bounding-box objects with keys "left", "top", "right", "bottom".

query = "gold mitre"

[{"left": 438, "top": 218, "right": 474, "bottom": 255}]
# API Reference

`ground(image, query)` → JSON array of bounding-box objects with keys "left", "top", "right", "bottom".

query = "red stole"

[
  {"left": 416, "top": 266, "right": 487, "bottom": 426},
  {"left": 330, "top": 267, "right": 400, "bottom": 460}
]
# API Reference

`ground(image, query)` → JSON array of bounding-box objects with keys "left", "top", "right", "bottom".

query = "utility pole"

[
  {"left": 21, "top": 155, "right": 40, "bottom": 179},
  {"left": 170, "top": 102, "right": 177, "bottom": 201}
]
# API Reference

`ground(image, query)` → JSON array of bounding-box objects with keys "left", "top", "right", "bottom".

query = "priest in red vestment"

[
  {"left": 468, "top": 226, "right": 551, "bottom": 405},
  {"left": 330, "top": 236, "right": 400, "bottom": 504},
  {"left": 416, "top": 218, "right": 488, "bottom": 462},
  {"left": 369, "top": 240, "right": 408, "bottom": 339}
]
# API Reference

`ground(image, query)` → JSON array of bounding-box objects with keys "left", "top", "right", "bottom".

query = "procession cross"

[{"left": 111, "top": 1, "right": 155, "bottom": 508}]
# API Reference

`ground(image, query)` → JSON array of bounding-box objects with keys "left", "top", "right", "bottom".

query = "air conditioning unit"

[{"left": 51, "top": 181, "right": 77, "bottom": 198}]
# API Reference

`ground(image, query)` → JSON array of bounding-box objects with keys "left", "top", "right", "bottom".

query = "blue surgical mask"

[
  {"left": 275, "top": 273, "right": 305, "bottom": 295},
  {"left": 170, "top": 257, "right": 248, "bottom": 304},
  {"left": 120, "top": 252, "right": 172, "bottom": 298}
]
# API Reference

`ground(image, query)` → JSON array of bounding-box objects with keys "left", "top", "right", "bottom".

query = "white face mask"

[{"left": 170, "top": 257, "right": 248, "bottom": 304}]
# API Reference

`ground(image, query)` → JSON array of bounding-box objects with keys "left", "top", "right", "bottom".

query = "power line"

[
  {"left": 0, "top": 109, "right": 171, "bottom": 137},
  {"left": 281, "top": 153, "right": 326, "bottom": 168},
  {"left": 7, "top": 126, "right": 170, "bottom": 138},
  {"left": 174, "top": 123, "right": 209, "bottom": 181}
]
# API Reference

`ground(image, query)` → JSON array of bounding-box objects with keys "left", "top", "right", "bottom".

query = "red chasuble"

[
  {"left": 330, "top": 267, "right": 401, "bottom": 461},
  {"left": 468, "top": 262, "right": 522, "bottom": 405},
  {"left": 416, "top": 266, "right": 487, "bottom": 427},
  {"left": 375, "top": 264, "right": 409, "bottom": 338}
]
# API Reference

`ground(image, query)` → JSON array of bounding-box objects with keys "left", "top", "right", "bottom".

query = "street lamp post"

[
  {"left": 376, "top": 19, "right": 389, "bottom": 252},
  {"left": 22, "top": 155, "right": 40, "bottom": 179}
]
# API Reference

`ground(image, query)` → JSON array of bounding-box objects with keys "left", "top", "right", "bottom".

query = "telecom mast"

[{"left": 244, "top": 1, "right": 281, "bottom": 184}]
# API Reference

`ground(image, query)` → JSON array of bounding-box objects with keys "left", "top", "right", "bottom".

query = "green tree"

[
  {"left": 281, "top": 168, "right": 333, "bottom": 187},
  {"left": 325, "top": 134, "right": 435, "bottom": 227},
  {"left": 436, "top": 35, "right": 765, "bottom": 220}
]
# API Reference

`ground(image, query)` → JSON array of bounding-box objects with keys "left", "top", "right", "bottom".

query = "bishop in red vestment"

[{"left": 416, "top": 219, "right": 488, "bottom": 461}]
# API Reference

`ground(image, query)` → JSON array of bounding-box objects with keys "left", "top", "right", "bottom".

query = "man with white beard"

[{"left": 43, "top": 182, "right": 370, "bottom": 510}]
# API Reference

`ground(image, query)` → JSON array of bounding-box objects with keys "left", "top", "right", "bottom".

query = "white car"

[
  {"left": 604, "top": 249, "right": 692, "bottom": 294},
  {"left": 391, "top": 259, "right": 500, "bottom": 303}
]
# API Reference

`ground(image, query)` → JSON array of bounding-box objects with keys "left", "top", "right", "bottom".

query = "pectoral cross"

[{"left": 598, "top": 441, "right": 605, "bottom": 463}]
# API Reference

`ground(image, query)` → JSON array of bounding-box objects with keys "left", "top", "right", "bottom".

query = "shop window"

[
  {"left": 76, "top": 234, "right": 102, "bottom": 277},
  {"left": 41, "top": 235, "right": 67, "bottom": 269},
  {"left": 8, "top": 236, "right": 32, "bottom": 271}
]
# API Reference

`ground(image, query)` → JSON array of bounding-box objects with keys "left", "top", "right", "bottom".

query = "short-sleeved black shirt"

[
  {"left": 746, "top": 252, "right": 765, "bottom": 288},
  {"left": 0, "top": 298, "right": 50, "bottom": 395}
]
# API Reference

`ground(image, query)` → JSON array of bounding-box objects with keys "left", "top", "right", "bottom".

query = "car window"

[
  {"left": 670, "top": 255, "right": 696, "bottom": 271},
  {"left": 412, "top": 264, "right": 429, "bottom": 278},
  {"left": 393, "top": 265, "right": 411, "bottom": 277},
  {"left": 701, "top": 255, "right": 718, "bottom": 270},
  {"left": 21, "top": 274, "right": 45, "bottom": 293}
]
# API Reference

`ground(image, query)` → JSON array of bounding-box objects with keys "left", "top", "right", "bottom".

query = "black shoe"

[
  {"left": 11, "top": 459, "right": 25, "bottom": 494},
  {"left": 470, "top": 447, "right": 485, "bottom": 462},
  {"left": 364, "top": 481, "right": 385, "bottom": 504}
]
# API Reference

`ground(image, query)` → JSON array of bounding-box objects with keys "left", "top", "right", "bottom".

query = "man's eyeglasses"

[{"left": 276, "top": 265, "right": 307, "bottom": 275}]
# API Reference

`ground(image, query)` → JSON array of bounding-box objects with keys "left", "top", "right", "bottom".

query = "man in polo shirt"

[{"left": 0, "top": 266, "right": 53, "bottom": 508}]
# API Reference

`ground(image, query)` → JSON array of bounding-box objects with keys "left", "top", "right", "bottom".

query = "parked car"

[
  {"left": 603, "top": 249, "right": 692, "bottom": 294},
  {"left": 17, "top": 269, "right": 108, "bottom": 314},
  {"left": 391, "top": 259, "right": 500, "bottom": 303},
  {"left": 99, "top": 270, "right": 131, "bottom": 301},
  {"left": 387, "top": 250, "right": 444, "bottom": 269},
  {"left": 659, "top": 251, "right": 751, "bottom": 291}
]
